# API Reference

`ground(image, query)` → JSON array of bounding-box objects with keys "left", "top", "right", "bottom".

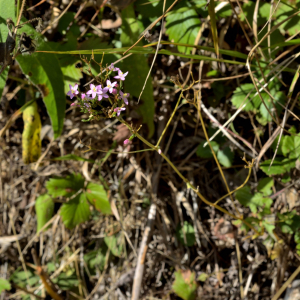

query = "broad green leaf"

[
  {"left": 22, "top": 100, "right": 41, "bottom": 164},
  {"left": 86, "top": 183, "right": 111, "bottom": 214},
  {"left": 282, "top": 134, "right": 300, "bottom": 159},
  {"left": 241, "top": 2, "right": 271, "bottom": 27},
  {"left": 53, "top": 154, "right": 94, "bottom": 163},
  {"left": 274, "top": 0, "right": 300, "bottom": 36},
  {"left": 0, "top": 1, "right": 15, "bottom": 99},
  {"left": 104, "top": 234, "right": 124, "bottom": 257},
  {"left": 46, "top": 173, "right": 85, "bottom": 198},
  {"left": 257, "top": 91, "right": 285, "bottom": 125},
  {"left": 16, "top": 19, "right": 65, "bottom": 138},
  {"left": 217, "top": 146, "right": 234, "bottom": 168},
  {"left": 257, "top": 178, "right": 274, "bottom": 196},
  {"left": 166, "top": 5, "right": 201, "bottom": 54},
  {"left": 231, "top": 84, "right": 262, "bottom": 112},
  {"left": 172, "top": 270, "right": 197, "bottom": 300},
  {"left": 60, "top": 193, "right": 90, "bottom": 229},
  {"left": 35, "top": 194, "right": 54, "bottom": 232},
  {"left": 235, "top": 186, "right": 272, "bottom": 214},
  {"left": 260, "top": 158, "right": 296, "bottom": 175},
  {"left": 0, "top": 278, "right": 11, "bottom": 294},
  {"left": 196, "top": 141, "right": 219, "bottom": 158},
  {"left": 121, "top": 5, "right": 155, "bottom": 138},
  {"left": 176, "top": 221, "right": 195, "bottom": 247}
]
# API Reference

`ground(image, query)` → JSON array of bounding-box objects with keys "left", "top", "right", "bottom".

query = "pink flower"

[
  {"left": 114, "top": 70, "right": 128, "bottom": 81},
  {"left": 98, "top": 87, "right": 109, "bottom": 101},
  {"left": 119, "top": 90, "right": 130, "bottom": 105},
  {"left": 106, "top": 80, "right": 117, "bottom": 93},
  {"left": 87, "top": 84, "right": 101, "bottom": 99},
  {"left": 114, "top": 107, "right": 126, "bottom": 116},
  {"left": 67, "top": 84, "right": 79, "bottom": 99},
  {"left": 108, "top": 63, "right": 115, "bottom": 71},
  {"left": 124, "top": 139, "right": 129, "bottom": 145},
  {"left": 81, "top": 93, "right": 86, "bottom": 100}
]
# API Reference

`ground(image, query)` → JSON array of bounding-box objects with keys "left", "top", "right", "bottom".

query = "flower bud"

[{"left": 124, "top": 139, "right": 129, "bottom": 145}]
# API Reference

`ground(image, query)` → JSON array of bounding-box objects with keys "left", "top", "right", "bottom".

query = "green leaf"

[
  {"left": 84, "top": 246, "right": 107, "bottom": 274},
  {"left": 176, "top": 221, "right": 195, "bottom": 247},
  {"left": 231, "top": 84, "right": 262, "bottom": 112},
  {"left": 52, "top": 272, "right": 79, "bottom": 290},
  {"left": 46, "top": 173, "right": 85, "bottom": 198},
  {"left": 35, "top": 194, "right": 54, "bottom": 232},
  {"left": 235, "top": 186, "right": 272, "bottom": 214},
  {"left": 172, "top": 270, "right": 197, "bottom": 300},
  {"left": 60, "top": 193, "right": 90, "bottom": 229},
  {"left": 53, "top": 154, "right": 95, "bottom": 163},
  {"left": 10, "top": 269, "right": 40, "bottom": 288},
  {"left": 196, "top": 141, "right": 219, "bottom": 158},
  {"left": 86, "top": 183, "right": 111, "bottom": 214},
  {"left": 16, "top": 19, "right": 65, "bottom": 138},
  {"left": 257, "top": 178, "right": 274, "bottom": 196},
  {"left": 241, "top": 2, "right": 271, "bottom": 27},
  {"left": 121, "top": 5, "right": 155, "bottom": 138},
  {"left": 260, "top": 158, "right": 296, "bottom": 176},
  {"left": 0, "top": 0, "right": 15, "bottom": 99},
  {"left": 257, "top": 91, "right": 284, "bottom": 125},
  {"left": 166, "top": 5, "right": 202, "bottom": 54},
  {"left": 0, "top": 278, "right": 11, "bottom": 293},
  {"left": 274, "top": 1, "right": 300, "bottom": 36},
  {"left": 282, "top": 134, "right": 300, "bottom": 159},
  {"left": 217, "top": 146, "right": 234, "bottom": 167},
  {"left": 278, "top": 211, "right": 300, "bottom": 234},
  {"left": 197, "top": 273, "right": 209, "bottom": 282},
  {"left": 104, "top": 234, "right": 124, "bottom": 257}
]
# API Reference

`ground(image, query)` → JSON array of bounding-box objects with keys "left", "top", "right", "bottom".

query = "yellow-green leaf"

[{"left": 22, "top": 101, "right": 41, "bottom": 164}]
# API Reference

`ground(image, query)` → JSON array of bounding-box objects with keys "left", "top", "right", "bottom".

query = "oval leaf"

[
  {"left": 35, "top": 194, "right": 54, "bottom": 232},
  {"left": 60, "top": 193, "right": 90, "bottom": 229},
  {"left": 86, "top": 183, "right": 111, "bottom": 215}
]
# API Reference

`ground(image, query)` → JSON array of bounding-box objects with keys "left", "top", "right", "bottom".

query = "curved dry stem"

[
  {"left": 214, "top": 159, "right": 253, "bottom": 205},
  {"left": 194, "top": 89, "right": 239, "bottom": 216}
]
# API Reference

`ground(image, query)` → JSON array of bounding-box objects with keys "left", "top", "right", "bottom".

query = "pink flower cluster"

[{"left": 67, "top": 64, "right": 129, "bottom": 119}]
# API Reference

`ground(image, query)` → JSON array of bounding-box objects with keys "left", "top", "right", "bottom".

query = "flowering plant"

[{"left": 68, "top": 64, "right": 128, "bottom": 123}]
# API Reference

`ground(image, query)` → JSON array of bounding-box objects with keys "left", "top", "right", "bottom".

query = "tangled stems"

[{"left": 119, "top": 116, "right": 259, "bottom": 236}]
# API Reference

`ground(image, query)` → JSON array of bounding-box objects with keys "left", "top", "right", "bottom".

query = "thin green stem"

[{"left": 156, "top": 91, "right": 183, "bottom": 147}]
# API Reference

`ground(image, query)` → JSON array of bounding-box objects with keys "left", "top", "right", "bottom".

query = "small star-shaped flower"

[
  {"left": 87, "top": 84, "right": 101, "bottom": 99},
  {"left": 67, "top": 84, "right": 79, "bottom": 99},
  {"left": 98, "top": 87, "right": 109, "bottom": 101},
  {"left": 114, "top": 70, "right": 128, "bottom": 81},
  {"left": 114, "top": 107, "right": 126, "bottom": 116},
  {"left": 106, "top": 80, "right": 117, "bottom": 93},
  {"left": 119, "top": 90, "right": 130, "bottom": 105}
]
